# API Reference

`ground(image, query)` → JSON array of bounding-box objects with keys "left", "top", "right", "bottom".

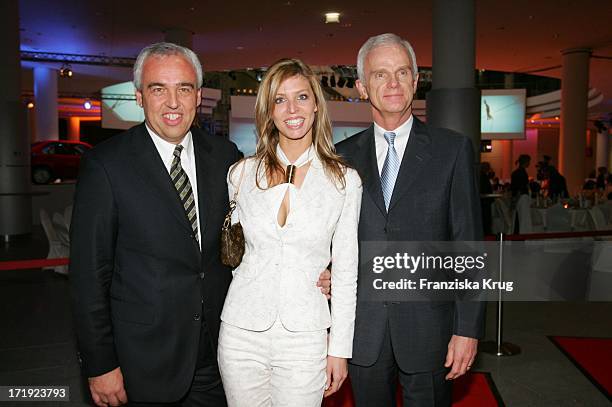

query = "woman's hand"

[{"left": 324, "top": 356, "right": 348, "bottom": 398}]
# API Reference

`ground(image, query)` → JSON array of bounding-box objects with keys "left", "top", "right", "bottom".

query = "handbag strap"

[
  {"left": 223, "top": 160, "right": 247, "bottom": 230},
  {"left": 232, "top": 160, "right": 247, "bottom": 201}
]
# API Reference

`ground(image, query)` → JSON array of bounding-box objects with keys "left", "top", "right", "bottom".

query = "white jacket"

[{"left": 220, "top": 154, "right": 362, "bottom": 358}]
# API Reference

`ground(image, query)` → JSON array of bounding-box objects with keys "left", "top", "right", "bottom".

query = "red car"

[{"left": 31, "top": 140, "right": 93, "bottom": 184}]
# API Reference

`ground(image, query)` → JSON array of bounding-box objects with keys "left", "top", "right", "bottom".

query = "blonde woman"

[{"left": 218, "top": 58, "right": 361, "bottom": 406}]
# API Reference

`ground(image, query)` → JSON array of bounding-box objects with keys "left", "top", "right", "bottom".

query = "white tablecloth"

[{"left": 532, "top": 207, "right": 591, "bottom": 232}]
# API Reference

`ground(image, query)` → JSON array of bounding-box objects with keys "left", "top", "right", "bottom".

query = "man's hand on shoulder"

[
  {"left": 444, "top": 335, "right": 478, "bottom": 380},
  {"left": 88, "top": 367, "right": 128, "bottom": 406}
]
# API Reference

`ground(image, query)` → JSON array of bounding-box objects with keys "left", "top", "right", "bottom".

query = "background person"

[{"left": 511, "top": 154, "right": 531, "bottom": 198}]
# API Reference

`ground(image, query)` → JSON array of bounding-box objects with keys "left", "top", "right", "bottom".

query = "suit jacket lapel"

[
  {"left": 387, "top": 117, "right": 432, "bottom": 212},
  {"left": 129, "top": 123, "right": 193, "bottom": 233},
  {"left": 353, "top": 126, "right": 387, "bottom": 217}
]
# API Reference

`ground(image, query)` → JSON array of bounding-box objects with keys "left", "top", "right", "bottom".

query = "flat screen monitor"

[
  {"left": 101, "top": 82, "right": 142, "bottom": 130},
  {"left": 481, "top": 89, "right": 526, "bottom": 140}
]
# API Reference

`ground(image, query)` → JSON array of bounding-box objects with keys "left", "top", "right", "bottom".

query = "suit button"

[{"left": 193, "top": 313, "right": 201, "bottom": 321}]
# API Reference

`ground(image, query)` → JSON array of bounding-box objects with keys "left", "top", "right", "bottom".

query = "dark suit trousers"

[
  {"left": 183, "top": 309, "right": 227, "bottom": 407},
  {"left": 348, "top": 320, "right": 452, "bottom": 407},
  {"left": 128, "top": 314, "right": 226, "bottom": 407}
]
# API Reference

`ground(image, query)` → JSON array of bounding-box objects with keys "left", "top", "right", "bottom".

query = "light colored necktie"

[
  {"left": 380, "top": 131, "right": 400, "bottom": 210},
  {"left": 171, "top": 145, "right": 198, "bottom": 242}
]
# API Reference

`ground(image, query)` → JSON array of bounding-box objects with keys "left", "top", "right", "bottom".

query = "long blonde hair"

[{"left": 253, "top": 58, "right": 347, "bottom": 189}]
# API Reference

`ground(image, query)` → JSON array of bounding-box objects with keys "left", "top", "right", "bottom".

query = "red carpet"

[
  {"left": 550, "top": 336, "right": 612, "bottom": 402},
  {"left": 0, "top": 258, "right": 69, "bottom": 271},
  {"left": 323, "top": 372, "right": 503, "bottom": 406}
]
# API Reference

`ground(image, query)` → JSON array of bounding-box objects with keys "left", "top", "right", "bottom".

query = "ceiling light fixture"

[
  {"left": 325, "top": 12, "right": 340, "bottom": 24},
  {"left": 83, "top": 100, "right": 92, "bottom": 110},
  {"left": 59, "top": 63, "right": 73, "bottom": 78}
]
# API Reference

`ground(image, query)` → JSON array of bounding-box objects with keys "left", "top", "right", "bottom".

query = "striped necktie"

[
  {"left": 171, "top": 145, "right": 198, "bottom": 242},
  {"left": 380, "top": 131, "right": 400, "bottom": 210}
]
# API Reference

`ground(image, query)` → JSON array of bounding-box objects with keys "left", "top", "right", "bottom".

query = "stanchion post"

[
  {"left": 495, "top": 233, "right": 504, "bottom": 355},
  {"left": 481, "top": 232, "right": 521, "bottom": 356}
]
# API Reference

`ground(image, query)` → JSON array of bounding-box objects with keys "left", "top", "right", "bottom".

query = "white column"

[{"left": 34, "top": 67, "right": 59, "bottom": 141}]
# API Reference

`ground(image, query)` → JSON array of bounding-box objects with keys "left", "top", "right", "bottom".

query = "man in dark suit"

[
  {"left": 69, "top": 43, "right": 242, "bottom": 406},
  {"left": 336, "top": 33, "right": 485, "bottom": 406}
]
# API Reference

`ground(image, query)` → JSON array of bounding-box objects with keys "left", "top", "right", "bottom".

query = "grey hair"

[
  {"left": 357, "top": 33, "right": 418, "bottom": 83},
  {"left": 133, "top": 42, "right": 203, "bottom": 90}
]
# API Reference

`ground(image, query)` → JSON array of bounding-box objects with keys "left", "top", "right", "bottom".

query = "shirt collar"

[
  {"left": 374, "top": 115, "right": 414, "bottom": 141},
  {"left": 275, "top": 143, "right": 324, "bottom": 169},
  {"left": 145, "top": 123, "right": 193, "bottom": 163}
]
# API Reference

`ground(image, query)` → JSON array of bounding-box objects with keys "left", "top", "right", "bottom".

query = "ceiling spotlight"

[
  {"left": 83, "top": 100, "right": 92, "bottom": 110},
  {"left": 59, "top": 63, "right": 73, "bottom": 78},
  {"left": 325, "top": 12, "right": 340, "bottom": 24},
  {"left": 27, "top": 102, "right": 34, "bottom": 109}
]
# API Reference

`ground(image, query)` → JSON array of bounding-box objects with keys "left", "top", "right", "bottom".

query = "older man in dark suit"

[{"left": 336, "top": 33, "right": 485, "bottom": 407}]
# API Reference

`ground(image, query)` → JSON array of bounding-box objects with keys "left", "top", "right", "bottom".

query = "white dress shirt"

[
  {"left": 374, "top": 115, "right": 414, "bottom": 175},
  {"left": 146, "top": 124, "right": 201, "bottom": 248}
]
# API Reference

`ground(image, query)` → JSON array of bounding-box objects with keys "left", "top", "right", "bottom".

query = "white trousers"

[{"left": 218, "top": 318, "right": 327, "bottom": 407}]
